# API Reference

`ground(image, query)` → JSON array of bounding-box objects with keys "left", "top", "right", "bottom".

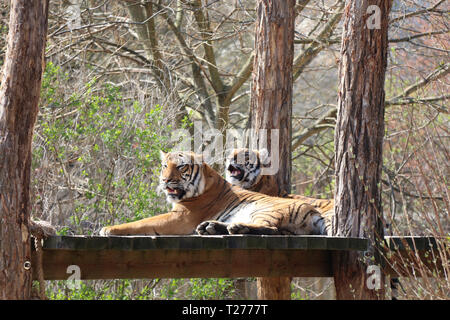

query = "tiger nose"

[{"left": 162, "top": 177, "right": 172, "bottom": 183}]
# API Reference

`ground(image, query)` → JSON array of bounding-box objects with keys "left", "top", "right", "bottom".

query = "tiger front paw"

[
  {"left": 227, "top": 223, "right": 250, "bottom": 234},
  {"left": 196, "top": 221, "right": 228, "bottom": 235},
  {"left": 99, "top": 226, "right": 113, "bottom": 236}
]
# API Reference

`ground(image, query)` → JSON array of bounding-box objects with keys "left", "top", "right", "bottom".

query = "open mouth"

[
  {"left": 227, "top": 164, "right": 244, "bottom": 180},
  {"left": 166, "top": 187, "right": 184, "bottom": 198}
]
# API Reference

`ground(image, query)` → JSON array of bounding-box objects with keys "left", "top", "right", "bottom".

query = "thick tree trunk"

[
  {"left": 332, "top": 0, "right": 392, "bottom": 300},
  {"left": 250, "top": 0, "right": 295, "bottom": 300},
  {"left": 257, "top": 277, "right": 292, "bottom": 300},
  {"left": 0, "top": 0, "right": 49, "bottom": 299}
]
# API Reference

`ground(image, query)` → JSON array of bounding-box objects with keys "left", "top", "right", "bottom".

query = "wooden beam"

[
  {"left": 383, "top": 236, "right": 446, "bottom": 278},
  {"left": 35, "top": 248, "right": 334, "bottom": 280},
  {"left": 31, "top": 236, "right": 445, "bottom": 280},
  {"left": 32, "top": 235, "right": 367, "bottom": 280},
  {"left": 38, "top": 235, "right": 368, "bottom": 251}
]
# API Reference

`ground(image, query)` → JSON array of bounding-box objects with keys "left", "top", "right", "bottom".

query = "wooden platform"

[
  {"left": 31, "top": 235, "right": 445, "bottom": 280},
  {"left": 383, "top": 236, "right": 446, "bottom": 278}
]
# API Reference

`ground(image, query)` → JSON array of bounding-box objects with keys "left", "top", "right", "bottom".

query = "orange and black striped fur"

[
  {"left": 100, "top": 151, "right": 329, "bottom": 236},
  {"left": 225, "top": 148, "right": 403, "bottom": 298},
  {"left": 225, "top": 148, "right": 334, "bottom": 231}
]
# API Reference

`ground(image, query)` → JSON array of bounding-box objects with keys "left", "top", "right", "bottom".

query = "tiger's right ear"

[
  {"left": 160, "top": 150, "right": 167, "bottom": 160},
  {"left": 193, "top": 152, "right": 204, "bottom": 165}
]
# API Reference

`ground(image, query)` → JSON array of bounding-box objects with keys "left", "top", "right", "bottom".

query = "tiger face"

[
  {"left": 159, "top": 151, "right": 205, "bottom": 203},
  {"left": 225, "top": 148, "right": 269, "bottom": 189}
]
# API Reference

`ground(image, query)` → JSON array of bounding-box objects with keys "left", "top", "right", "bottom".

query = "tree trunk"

[
  {"left": 332, "top": 0, "right": 392, "bottom": 300},
  {"left": 0, "top": 0, "right": 49, "bottom": 299},
  {"left": 257, "top": 277, "right": 292, "bottom": 300},
  {"left": 250, "top": 0, "right": 296, "bottom": 300}
]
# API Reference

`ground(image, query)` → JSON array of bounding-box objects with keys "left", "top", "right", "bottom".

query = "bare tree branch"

[
  {"left": 292, "top": 106, "right": 337, "bottom": 151},
  {"left": 223, "top": 52, "right": 254, "bottom": 107},
  {"left": 293, "top": 2, "right": 344, "bottom": 80},
  {"left": 389, "top": 30, "right": 449, "bottom": 43},
  {"left": 292, "top": 63, "right": 450, "bottom": 151},
  {"left": 189, "top": 0, "right": 225, "bottom": 95},
  {"left": 388, "top": 62, "right": 450, "bottom": 103},
  {"left": 390, "top": 0, "right": 448, "bottom": 23}
]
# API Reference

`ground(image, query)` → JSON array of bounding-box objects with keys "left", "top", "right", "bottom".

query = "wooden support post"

[
  {"left": 250, "top": 0, "right": 296, "bottom": 300},
  {"left": 256, "top": 277, "right": 292, "bottom": 300},
  {"left": 332, "top": 0, "right": 393, "bottom": 299},
  {"left": 0, "top": 0, "right": 50, "bottom": 299}
]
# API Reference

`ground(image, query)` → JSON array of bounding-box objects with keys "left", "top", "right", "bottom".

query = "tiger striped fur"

[
  {"left": 225, "top": 148, "right": 334, "bottom": 233},
  {"left": 225, "top": 148, "right": 403, "bottom": 298},
  {"left": 100, "top": 150, "right": 330, "bottom": 236}
]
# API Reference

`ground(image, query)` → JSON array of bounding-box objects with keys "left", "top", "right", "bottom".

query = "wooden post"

[
  {"left": 0, "top": 0, "right": 49, "bottom": 299},
  {"left": 250, "top": 0, "right": 296, "bottom": 300},
  {"left": 332, "top": 0, "right": 392, "bottom": 299}
]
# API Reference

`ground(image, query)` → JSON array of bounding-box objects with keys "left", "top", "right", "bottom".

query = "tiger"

[
  {"left": 225, "top": 148, "right": 335, "bottom": 213},
  {"left": 225, "top": 147, "right": 403, "bottom": 298},
  {"left": 100, "top": 150, "right": 330, "bottom": 236},
  {"left": 225, "top": 147, "right": 335, "bottom": 235}
]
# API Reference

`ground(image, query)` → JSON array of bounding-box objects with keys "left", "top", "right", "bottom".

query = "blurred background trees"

[{"left": 0, "top": 0, "right": 447, "bottom": 299}]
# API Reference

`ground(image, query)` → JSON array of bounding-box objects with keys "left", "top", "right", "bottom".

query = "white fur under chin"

[
  {"left": 165, "top": 193, "right": 181, "bottom": 203},
  {"left": 226, "top": 173, "right": 239, "bottom": 185}
]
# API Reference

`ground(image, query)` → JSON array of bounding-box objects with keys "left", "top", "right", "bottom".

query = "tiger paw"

[
  {"left": 99, "top": 226, "right": 112, "bottom": 236},
  {"left": 196, "top": 221, "right": 228, "bottom": 235},
  {"left": 227, "top": 223, "right": 250, "bottom": 234}
]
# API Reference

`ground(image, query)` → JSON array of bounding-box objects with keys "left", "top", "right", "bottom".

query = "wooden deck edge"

[
  {"left": 31, "top": 236, "right": 445, "bottom": 280},
  {"left": 32, "top": 248, "right": 335, "bottom": 280},
  {"left": 38, "top": 235, "right": 369, "bottom": 251}
]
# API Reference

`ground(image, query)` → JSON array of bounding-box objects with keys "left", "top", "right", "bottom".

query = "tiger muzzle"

[
  {"left": 165, "top": 186, "right": 186, "bottom": 199},
  {"left": 227, "top": 164, "right": 245, "bottom": 180}
]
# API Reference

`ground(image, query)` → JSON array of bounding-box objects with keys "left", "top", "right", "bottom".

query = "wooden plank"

[
  {"left": 384, "top": 236, "right": 440, "bottom": 251},
  {"left": 31, "top": 236, "right": 444, "bottom": 280},
  {"left": 33, "top": 249, "right": 332, "bottom": 280},
  {"left": 39, "top": 235, "right": 368, "bottom": 251},
  {"left": 383, "top": 236, "right": 447, "bottom": 277},
  {"left": 32, "top": 235, "right": 366, "bottom": 280}
]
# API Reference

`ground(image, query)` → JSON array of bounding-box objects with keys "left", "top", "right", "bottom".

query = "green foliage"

[
  {"left": 35, "top": 62, "right": 238, "bottom": 300},
  {"left": 184, "top": 278, "right": 235, "bottom": 300},
  {"left": 46, "top": 280, "right": 140, "bottom": 300},
  {"left": 37, "top": 64, "right": 171, "bottom": 228},
  {"left": 45, "top": 278, "right": 235, "bottom": 300},
  {"left": 291, "top": 290, "right": 308, "bottom": 300}
]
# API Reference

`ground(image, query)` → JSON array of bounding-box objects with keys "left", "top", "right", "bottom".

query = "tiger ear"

[
  {"left": 258, "top": 148, "right": 269, "bottom": 164},
  {"left": 159, "top": 150, "right": 167, "bottom": 160},
  {"left": 192, "top": 152, "right": 204, "bottom": 165},
  {"left": 198, "top": 153, "right": 205, "bottom": 164}
]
